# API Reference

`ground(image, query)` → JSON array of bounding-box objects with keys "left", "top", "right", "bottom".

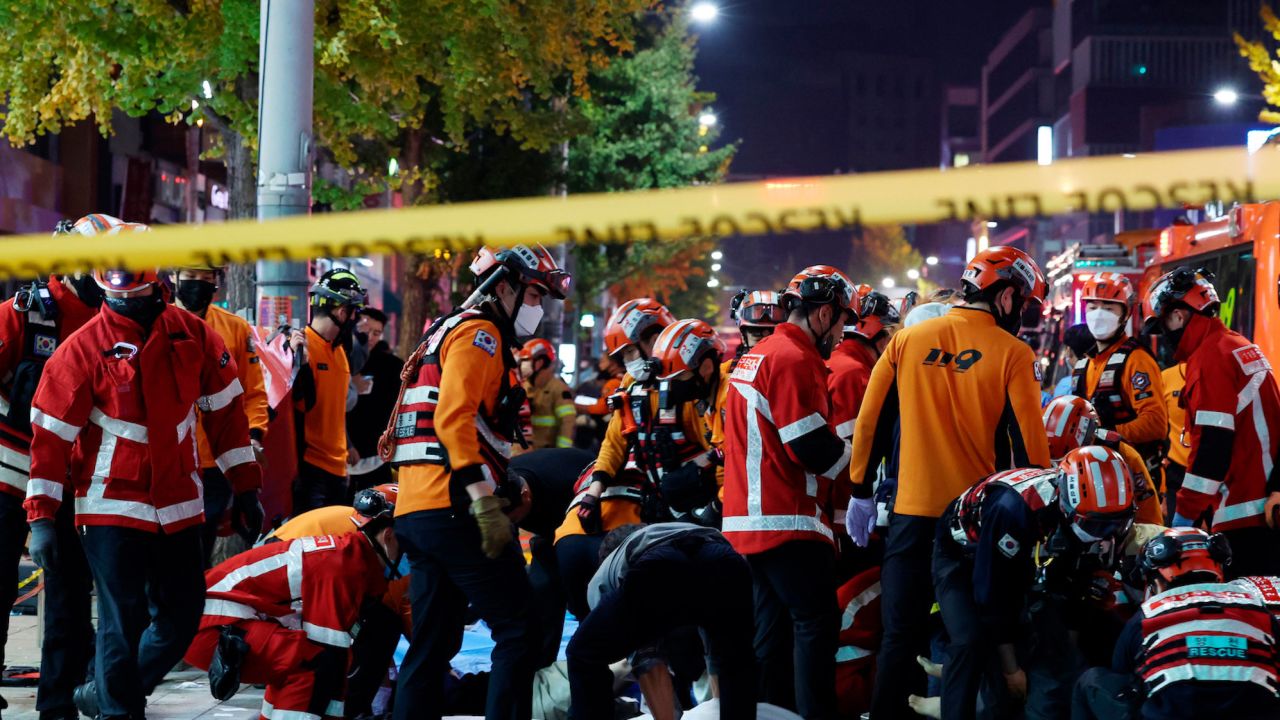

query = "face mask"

[
  {"left": 992, "top": 299, "right": 1022, "bottom": 335},
  {"left": 625, "top": 356, "right": 652, "bottom": 382},
  {"left": 514, "top": 302, "right": 543, "bottom": 336},
  {"left": 811, "top": 309, "right": 838, "bottom": 360},
  {"left": 1085, "top": 308, "right": 1122, "bottom": 341},
  {"left": 105, "top": 293, "right": 166, "bottom": 327},
  {"left": 175, "top": 279, "right": 217, "bottom": 314},
  {"left": 69, "top": 275, "right": 104, "bottom": 309}
]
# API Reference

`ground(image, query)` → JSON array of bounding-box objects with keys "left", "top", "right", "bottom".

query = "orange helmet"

[
  {"left": 61, "top": 215, "right": 157, "bottom": 294},
  {"left": 851, "top": 290, "right": 901, "bottom": 340},
  {"left": 1139, "top": 527, "right": 1232, "bottom": 585},
  {"left": 1042, "top": 395, "right": 1100, "bottom": 461},
  {"left": 1142, "top": 266, "right": 1220, "bottom": 334},
  {"left": 961, "top": 246, "right": 1047, "bottom": 304},
  {"left": 1080, "top": 272, "right": 1135, "bottom": 310},
  {"left": 469, "top": 244, "right": 571, "bottom": 299},
  {"left": 651, "top": 319, "right": 727, "bottom": 380},
  {"left": 1056, "top": 445, "right": 1135, "bottom": 544},
  {"left": 732, "top": 290, "right": 785, "bottom": 328},
  {"left": 782, "top": 265, "right": 859, "bottom": 315},
  {"left": 517, "top": 338, "right": 557, "bottom": 366},
  {"left": 372, "top": 483, "right": 399, "bottom": 506},
  {"left": 603, "top": 298, "right": 675, "bottom": 357}
]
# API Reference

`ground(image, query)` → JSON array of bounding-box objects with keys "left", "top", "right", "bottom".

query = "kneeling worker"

[{"left": 185, "top": 496, "right": 399, "bottom": 720}]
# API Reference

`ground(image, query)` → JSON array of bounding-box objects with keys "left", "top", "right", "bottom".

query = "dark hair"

[
  {"left": 360, "top": 307, "right": 388, "bottom": 325},
  {"left": 599, "top": 523, "right": 647, "bottom": 562},
  {"left": 1062, "top": 323, "right": 1094, "bottom": 357},
  {"left": 929, "top": 288, "right": 957, "bottom": 303}
]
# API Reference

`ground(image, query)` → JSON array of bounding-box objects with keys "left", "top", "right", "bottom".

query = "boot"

[{"left": 72, "top": 682, "right": 99, "bottom": 720}]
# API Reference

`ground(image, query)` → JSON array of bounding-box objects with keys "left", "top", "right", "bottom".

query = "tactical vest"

[
  {"left": 1137, "top": 582, "right": 1280, "bottom": 696},
  {"left": 2, "top": 281, "right": 63, "bottom": 437},
  {"left": 948, "top": 467, "right": 1059, "bottom": 550},
  {"left": 1073, "top": 338, "right": 1167, "bottom": 472},
  {"left": 565, "top": 463, "right": 645, "bottom": 512},
  {"left": 384, "top": 310, "right": 521, "bottom": 477}
]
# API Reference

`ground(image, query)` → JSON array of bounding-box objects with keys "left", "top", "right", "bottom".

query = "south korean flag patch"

[
  {"left": 33, "top": 334, "right": 57, "bottom": 358},
  {"left": 997, "top": 533, "right": 1021, "bottom": 559},
  {"left": 473, "top": 329, "right": 498, "bottom": 357}
]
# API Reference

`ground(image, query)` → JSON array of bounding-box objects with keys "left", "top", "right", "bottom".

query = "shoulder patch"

[
  {"left": 473, "top": 329, "right": 498, "bottom": 356},
  {"left": 219, "top": 350, "right": 231, "bottom": 368},
  {"left": 300, "top": 535, "right": 338, "bottom": 552},
  {"left": 1130, "top": 371, "right": 1150, "bottom": 391},
  {"left": 1033, "top": 361, "right": 1043, "bottom": 382},
  {"left": 33, "top": 334, "right": 57, "bottom": 358},
  {"left": 731, "top": 353, "right": 763, "bottom": 382},
  {"left": 1233, "top": 344, "right": 1271, "bottom": 376},
  {"left": 997, "top": 533, "right": 1021, "bottom": 559}
]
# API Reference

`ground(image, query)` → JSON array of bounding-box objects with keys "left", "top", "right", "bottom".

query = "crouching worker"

[{"left": 185, "top": 498, "right": 399, "bottom": 720}]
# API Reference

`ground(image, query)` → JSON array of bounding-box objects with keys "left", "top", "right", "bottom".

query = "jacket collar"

[
  {"left": 775, "top": 321, "right": 824, "bottom": 363},
  {"left": 1175, "top": 313, "right": 1223, "bottom": 362}
]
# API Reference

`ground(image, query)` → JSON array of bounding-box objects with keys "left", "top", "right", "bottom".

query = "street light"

[
  {"left": 690, "top": 1, "right": 718, "bottom": 23},
  {"left": 202, "top": 80, "right": 213, "bottom": 100},
  {"left": 986, "top": 221, "right": 997, "bottom": 228},
  {"left": 925, "top": 256, "right": 939, "bottom": 266},
  {"left": 881, "top": 277, "right": 895, "bottom": 289},
  {"left": 711, "top": 250, "right": 724, "bottom": 260},
  {"left": 699, "top": 111, "right": 718, "bottom": 127},
  {"left": 707, "top": 277, "right": 721, "bottom": 288},
  {"left": 907, "top": 269, "right": 921, "bottom": 281},
  {"left": 1214, "top": 88, "right": 1239, "bottom": 106},
  {"left": 580, "top": 313, "right": 596, "bottom": 329},
  {"left": 711, "top": 263, "right": 722, "bottom": 272}
]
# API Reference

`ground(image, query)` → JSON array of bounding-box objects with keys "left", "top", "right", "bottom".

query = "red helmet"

[
  {"left": 1080, "top": 272, "right": 1135, "bottom": 311},
  {"left": 961, "top": 246, "right": 1047, "bottom": 304},
  {"left": 469, "top": 244, "right": 571, "bottom": 299},
  {"left": 62, "top": 213, "right": 150, "bottom": 237},
  {"left": 603, "top": 298, "right": 675, "bottom": 358},
  {"left": 1043, "top": 395, "right": 1100, "bottom": 461},
  {"left": 517, "top": 338, "right": 557, "bottom": 365},
  {"left": 1056, "top": 445, "right": 1135, "bottom": 544},
  {"left": 1139, "top": 527, "right": 1232, "bottom": 585},
  {"left": 652, "top": 319, "right": 727, "bottom": 380},
  {"left": 1143, "top": 266, "right": 1219, "bottom": 331},
  {"left": 733, "top": 290, "right": 785, "bottom": 328},
  {"left": 851, "top": 290, "right": 901, "bottom": 340},
  {"left": 63, "top": 215, "right": 156, "bottom": 294},
  {"left": 94, "top": 268, "right": 161, "bottom": 295},
  {"left": 782, "top": 265, "right": 859, "bottom": 316}
]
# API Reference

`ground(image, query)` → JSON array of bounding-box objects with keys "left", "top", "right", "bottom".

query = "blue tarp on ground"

[{"left": 393, "top": 614, "right": 581, "bottom": 674}]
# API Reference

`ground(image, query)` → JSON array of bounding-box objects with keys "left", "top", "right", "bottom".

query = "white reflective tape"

[
  {"left": 1194, "top": 410, "right": 1235, "bottom": 430},
  {"left": 475, "top": 416, "right": 512, "bottom": 458},
  {"left": 834, "top": 418, "right": 855, "bottom": 440},
  {"left": 1255, "top": 392, "right": 1274, "bottom": 482},
  {"left": 199, "top": 378, "right": 244, "bottom": 413},
  {"left": 1088, "top": 461, "right": 1108, "bottom": 507},
  {"left": 177, "top": 406, "right": 197, "bottom": 442},
  {"left": 401, "top": 385, "right": 439, "bottom": 406},
  {"left": 840, "top": 581, "right": 882, "bottom": 631},
  {"left": 0, "top": 444, "right": 30, "bottom": 472},
  {"left": 1237, "top": 371, "right": 1266, "bottom": 415},
  {"left": 215, "top": 446, "right": 256, "bottom": 473},
  {"left": 1113, "top": 456, "right": 1128, "bottom": 507},
  {"left": 211, "top": 546, "right": 296, "bottom": 593},
  {"left": 286, "top": 541, "right": 304, "bottom": 599},
  {"left": 778, "top": 412, "right": 826, "bottom": 443},
  {"left": 822, "top": 441, "right": 851, "bottom": 481},
  {"left": 1146, "top": 664, "right": 1276, "bottom": 695},
  {"left": 732, "top": 383, "right": 774, "bottom": 423},
  {"left": 31, "top": 409, "right": 81, "bottom": 442},
  {"left": 92, "top": 433, "right": 117, "bottom": 481},
  {"left": 156, "top": 498, "right": 204, "bottom": 526},
  {"left": 1214, "top": 498, "right": 1267, "bottom": 525},
  {"left": 89, "top": 409, "right": 148, "bottom": 443},
  {"left": 303, "top": 621, "right": 352, "bottom": 647},
  {"left": 1180, "top": 473, "right": 1222, "bottom": 496},
  {"left": 0, "top": 394, "right": 9, "bottom": 416},
  {"left": 1052, "top": 404, "right": 1072, "bottom": 438},
  {"left": 202, "top": 598, "right": 257, "bottom": 619},
  {"left": 721, "top": 513, "right": 834, "bottom": 542},
  {"left": 0, "top": 466, "right": 25, "bottom": 492},
  {"left": 389, "top": 441, "right": 444, "bottom": 464},
  {"left": 574, "top": 395, "right": 598, "bottom": 405},
  {"left": 75, "top": 495, "right": 158, "bottom": 523},
  {"left": 835, "top": 645, "right": 874, "bottom": 662},
  {"left": 1146, "top": 617, "right": 1274, "bottom": 647},
  {"left": 25, "top": 477, "right": 61, "bottom": 498}
]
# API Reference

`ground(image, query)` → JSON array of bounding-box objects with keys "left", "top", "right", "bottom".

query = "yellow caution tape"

[
  {"left": 4, "top": 145, "right": 1277, "bottom": 279},
  {"left": 16, "top": 567, "right": 41, "bottom": 590}
]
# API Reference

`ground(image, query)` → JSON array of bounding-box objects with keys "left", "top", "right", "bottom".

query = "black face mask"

[
  {"left": 175, "top": 279, "right": 217, "bottom": 315},
  {"left": 68, "top": 275, "right": 104, "bottom": 309},
  {"left": 992, "top": 295, "right": 1024, "bottom": 335},
  {"left": 105, "top": 293, "right": 166, "bottom": 328},
  {"left": 812, "top": 310, "right": 838, "bottom": 360}
]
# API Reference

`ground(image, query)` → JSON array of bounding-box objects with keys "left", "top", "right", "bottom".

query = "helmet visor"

[
  {"left": 1071, "top": 513, "right": 1134, "bottom": 544},
  {"left": 740, "top": 302, "right": 785, "bottom": 325}
]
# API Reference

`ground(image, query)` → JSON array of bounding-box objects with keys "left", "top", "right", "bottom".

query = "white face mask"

[
  {"left": 1085, "top": 307, "right": 1122, "bottom": 341},
  {"left": 625, "top": 357, "right": 651, "bottom": 382},
  {"left": 514, "top": 302, "right": 544, "bottom": 336}
]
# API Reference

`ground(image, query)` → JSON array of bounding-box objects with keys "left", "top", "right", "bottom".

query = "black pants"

[
  {"left": 37, "top": 499, "right": 95, "bottom": 716},
  {"left": 346, "top": 601, "right": 403, "bottom": 719},
  {"left": 747, "top": 540, "right": 838, "bottom": 720},
  {"left": 872, "top": 514, "right": 938, "bottom": 720},
  {"left": 934, "top": 542, "right": 1005, "bottom": 720},
  {"left": 393, "top": 509, "right": 535, "bottom": 720},
  {"left": 200, "top": 466, "right": 232, "bottom": 567},
  {"left": 1221, "top": 526, "right": 1280, "bottom": 579},
  {"left": 554, "top": 533, "right": 605, "bottom": 621},
  {"left": 1071, "top": 668, "right": 1134, "bottom": 720},
  {"left": 81, "top": 525, "right": 206, "bottom": 718},
  {"left": 567, "top": 538, "right": 756, "bottom": 720},
  {"left": 0, "top": 492, "right": 30, "bottom": 673},
  {"left": 528, "top": 535, "right": 566, "bottom": 669},
  {"left": 292, "top": 461, "right": 348, "bottom": 516},
  {"left": 1024, "top": 597, "right": 1085, "bottom": 720}
]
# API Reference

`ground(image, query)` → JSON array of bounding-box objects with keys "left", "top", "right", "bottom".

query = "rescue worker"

[
  {"left": 0, "top": 217, "right": 103, "bottom": 719},
  {"left": 829, "top": 288, "right": 898, "bottom": 443},
  {"left": 1143, "top": 267, "right": 1280, "bottom": 576},
  {"left": 722, "top": 265, "right": 856, "bottom": 719},
  {"left": 185, "top": 493, "right": 398, "bottom": 720},
  {"left": 1073, "top": 272, "right": 1168, "bottom": 486},
  {"left": 517, "top": 338, "right": 576, "bottom": 451},
  {"left": 567, "top": 523, "right": 757, "bottom": 720},
  {"left": 291, "top": 268, "right": 368, "bottom": 515},
  {"left": 716, "top": 291, "right": 783, "bottom": 466},
  {"left": 1160, "top": 362, "right": 1190, "bottom": 519},
  {"left": 572, "top": 356, "right": 622, "bottom": 447},
  {"left": 931, "top": 446, "right": 1136, "bottom": 720},
  {"left": 382, "top": 244, "right": 569, "bottom": 720},
  {"left": 24, "top": 251, "right": 264, "bottom": 720},
  {"left": 1043, "top": 394, "right": 1163, "bottom": 525},
  {"left": 1073, "top": 527, "right": 1280, "bottom": 720},
  {"left": 169, "top": 262, "right": 270, "bottom": 557},
  {"left": 849, "top": 246, "right": 1051, "bottom": 719},
  {"left": 835, "top": 564, "right": 882, "bottom": 717},
  {"left": 345, "top": 308, "right": 405, "bottom": 495}
]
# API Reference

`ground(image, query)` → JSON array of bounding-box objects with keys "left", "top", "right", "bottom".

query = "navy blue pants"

[
  {"left": 81, "top": 525, "right": 206, "bottom": 718},
  {"left": 871, "top": 514, "right": 938, "bottom": 720},
  {"left": 393, "top": 509, "right": 535, "bottom": 720},
  {"left": 37, "top": 499, "right": 95, "bottom": 716}
]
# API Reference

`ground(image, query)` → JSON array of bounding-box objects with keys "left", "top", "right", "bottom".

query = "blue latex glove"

[
  {"left": 847, "top": 497, "right": 877, "bottom": 548},
  {"left": 1171, "top": 513, "right": 1195, "bottom": 528}
]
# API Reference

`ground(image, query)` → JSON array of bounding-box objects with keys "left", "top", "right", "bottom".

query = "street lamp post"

[{"left": 690, "top": 1, "right": 718, "bottom": 23}]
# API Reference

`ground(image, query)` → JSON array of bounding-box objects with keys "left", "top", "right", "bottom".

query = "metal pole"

[{"left": 255, "top": 0, "right": 314, "bottom": 327}]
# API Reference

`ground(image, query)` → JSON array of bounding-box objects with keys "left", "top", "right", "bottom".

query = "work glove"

[
  {"left": 29, "top": 518, "right": 57, "bottom": 571},
  {"left": 1267, "top": 492, "right": 1280, "bottom": 530},
  {"left": 576, "top": 494, "right": 603, "bottom": 535},
  {"left": 846, "top": 496, "right": 877, "bottom": 548},
  {"left": 470, "top": 495, "right": 513, "bottom": 559},
  {"left": 230, "top": 490, "right": 266, "bottom": 543}
]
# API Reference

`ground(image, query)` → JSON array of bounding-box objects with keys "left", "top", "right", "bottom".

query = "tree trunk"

[
  {"left": 223, "top": 128, "right": 258, "bottom": 318},
  {"left": 398, "top": 129, "right": 427, "bottom": 356}
]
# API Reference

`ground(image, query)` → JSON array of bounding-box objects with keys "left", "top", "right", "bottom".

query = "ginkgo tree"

[{"left": 1235, "top": 4, "right": 1280, "bottom": 125}]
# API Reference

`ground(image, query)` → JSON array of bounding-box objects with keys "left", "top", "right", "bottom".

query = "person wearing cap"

[
  {"left": 1073, "top": 527, "right": 1280, "bottom": 720},
  {"left": 184, "top": 490, "right": 398, "bottom": 720},
  {"left": 517, "top": 338, "right": 576, "bottom": 451},
  {"left": 849, "top": 246, "right": 1051, "bottom": 719},
  {"left": 23, "top": 237, "right": 264, "bottom": 720},
  {"left": 0, "top": 216, "right": 105, "bottom": 719},
  {"left": 290, "top": 268, "right": 368, "bottom": 515},
  {"left": 381, "top": 244, "right": 569, "bottom": 720},
  {"left": 169, "top": 262, "right": 271, "bottom": 560},
  {"left": 1072, "top": 272, "right": 1168, "bottom": 489},
  {"left": 722, "top": 265, "right": 856, "bottom": 719}
]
